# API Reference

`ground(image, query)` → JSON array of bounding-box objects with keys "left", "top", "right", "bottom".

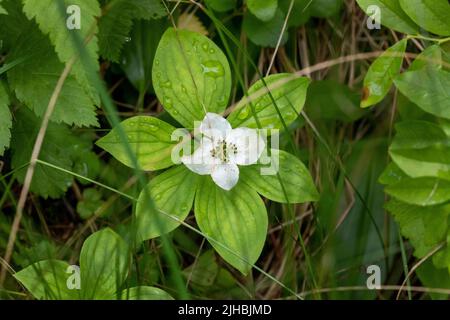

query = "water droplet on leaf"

[{"left": 200, "top": 60, "right": 224, "bottom": 78}]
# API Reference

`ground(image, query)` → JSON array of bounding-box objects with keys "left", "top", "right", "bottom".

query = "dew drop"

[
  {"left": 154, "top": 194, "right": 162, "bottom": 200},
  {"left": 181, "top": 85, "right": 187, "bottom": 93},
  {"left": 202, "top": 42, "right": 209, "bottom": 51},
  {"left": 164, "top": 97, "right": 173, "bottom": 108},
  {"left": 148, "top": 124, "right": 158, "bottom": 132},
  {"left": 155, "top": 59, "right": 160, "bottom": 66},
  {"left": 200, "top": 60, "right": 225, "bottom": 78},
  {"left": 209, "top": 48, "right": 215, "bottom": 54},
  {"left": 161, "top": 80, "right": 172, "bottom": 88},
  {"left": 238, "top": 108, "right": 250, "bottom": 120},
  {"left": 125, "top": 37, "right": 131, "bottom": 42}
]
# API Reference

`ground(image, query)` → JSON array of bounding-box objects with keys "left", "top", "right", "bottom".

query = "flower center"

[{"left": 210, "top": 139, "right": 238, "bottom": 163}]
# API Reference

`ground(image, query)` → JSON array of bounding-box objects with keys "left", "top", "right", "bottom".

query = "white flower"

[{"left": 181, "top": 113, "right": 265, "bottom": 191}]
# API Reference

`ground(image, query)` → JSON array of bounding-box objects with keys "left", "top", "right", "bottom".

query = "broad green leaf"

[
  {"left": 11, "top": 108, "right": 83, "bottom": 198},
  {"left": 228, "top": 73, "right": 310, "bottom": 130},
  {"left": 136, "top": 165, "right": 198, "bottom": 240},
  {"left": 117, "top": 286, "right": 174, "bottom": 300},
  {"left": 22, "top": 0, "right": 100, "bottom": 103},
  {"left": 386, "top": 199, "right": 450, "bottom": 257},
  {"left": 399, "top": 0, "right": 450, "bottom": 36},
  {"left": 356, "top": 0, "right": 419, "bottom": 35},
  {"left": 394, "top": 67, "right": 450, "bottom": 119},
  {"left": 361, "top": 39, "right": 407, "bottom": 108},
  {"left": 98, "top": 0, "right": 166, "bottom": 62},
  {"left": 14, "top": 260, "right": 79, "bottom": 300},
  {"left": 152, "top": 28, "right": 232, "bottom": 128},
  {"left": 80, "top": 228, "right": 130, "bottom": 299},
  {"left": 121, "top": 18, "right": 169, "bottom": 93},
  {"left": 243, "top": 9, "right": 288, "bottom": 48},
  {"left": 385, "top": 177, "right": 450, "bottom": 206},
  {"left": 240, "top": 149, "right": 319, "bottom": 203},
  {"left": 194, "top": 178, "right": 268, "bottom": 275},
  {"left": 0, "top": 0, "right": 33, "bottom": 50},
  {"left": 0, "top": 81, "right": 11, "bottom": 156},
  {"left": 305, "top": 80, "right": 365, "bottom": 122},
  {"left": 246, "top": 0, "right": 278, "bottom": 22},
  {"left": 7, "top": 24, "right": 98, "bottom": 126},
  {"left": 389, "top": 120, "right": 450, "bottom": 180},
  {"left": 205, "top": 0, "right": 237, "bottom": 12},
  {"left": 310, "top": 0, "right": 343, "bottom": 18},
  {"left": 96, "top": 116, "right": 177, "bottom": 171}
]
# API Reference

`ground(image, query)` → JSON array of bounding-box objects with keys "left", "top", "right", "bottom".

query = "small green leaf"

[
  {"left": 243, "top": 8, "right": 288, "bottom": 47},
  {"left": 399, "top": 0, "right": 450, "bottom": 36},
  {"left": 394, "top": 67, "right": 450, "bottom": 119},
  {"left": 98, "top": 0, "right": 166, "bottom": 62},
  {"left": 386, "top": 199, "right": 450, "bottom": 257},
  {"left": 117, "top": 286, "right": 174, "bottom": 300},
  {"left": 279, "top": 0, "right": 311, "bottom": 27},
  {"left": 136, "top": 165, "right": 198, "bottom": 240},
  {"left": 0, "top": 81, "right": 12, "bottom": 156},
  {"left": 389, "top": 120, "right": 450, "bottom": 180},
  {"left": 228, "top": 73, "right": 310, "bottom": 130},
  {"left": 152, "top": 28, "right": 232, "bottom": 128},
  {"left": 240, "top": 149, "right": 319, "bottom": 203},
  {"left": 195, "top": 178, "right": 268, "bottom": 275},
  {"left": 11, "top": 108, "right": 82, "bottom": 198},
  {"left": 246, "top": 0, "right": 278, "bottom": 22},
  {"left": 356, "top": 0, "right": 419, "bottom": 35},
  {"left": 409, "top": 45, "right": 448, "bottom": 71},
  {"left": 205, "top": 0, "right": 237, "bottom": 12},
  {"left": 80, "top": 228, "right": 130, "bottom": 299},
  {"left": 77, "top": 188, "right": 104, "bottom": 219},
  {"left": 385, "top": 177, "right": 450, "bottom": 206},
  {"left": 361, "top": 39, "right": 407, "bottom": 108},
  {"left": 14, "top": 260, "right": 79, "bottom": 300},
  {"left": 96, "top": 116, "right": 177, "bottom": 171}
]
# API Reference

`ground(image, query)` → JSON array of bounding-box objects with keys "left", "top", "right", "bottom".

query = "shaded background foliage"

[{"left": 1, "top": 0, "right": 450, "bottom": 299}]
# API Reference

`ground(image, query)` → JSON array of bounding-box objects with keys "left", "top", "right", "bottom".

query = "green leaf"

[
  {"left": 0, "top": 81, "right": 12, "bottom": 156},
  {"left": 310, "top": 0, "right": 343, "bottom": 18},
  {"left": 409, "top": 45, "right": 450, "bottom": 71},
  {"left": 182, "top": 250, "right": 219, "bottom": 287},
  {"left": 11, "top": 108, "right": 82, "bottom": 198},
  {"left": 356, "top": 0, "right": 419, "bottom": 34},
  {"left": 240, "top": 149, "right": 319, "bottom": 203},
  {"left": 246, "top": 0, "right": 278, "bottom": 22},
  {"left": 136, "top": 165, "right": 199, "bottom": 240},
  {"left": 394, "top": 67, "right": 450, "bottom": 119},
  {"left": 7, "top": 24, "right": 98, "bottom": 127},
  {"left": 399, "top": 0, "right": 450, "bottom": 36},
  {"left": 228, "top": 73, "right": 310, "bottom": 130},
  {"left": 152, "top": 28, "right": 232, "bottom": 129},
  {"left": 416, "top": 260, "right": 450, "bottom": 300},
  {"left": 389, "top": 120, "right": 450, "bottom": 180},
  {"left": 361, "top": 39, "right": 407, "bottom": 108},
  {"left": 205, "top": 0, "right": 237, "bottom": 12},
  {"left": 279, "top": 0, "right": 311, "bottom": 27},
  {"left": 96, "top": 116, "right": 177, "bottom": 171},
  {"left": 80, "top": 228, "right": 130, "bottom": 299},
  {"left": 14, "top": 260, "right": 79, "bottom": 299},
  {"left": 305, "top": 80, "right": 365, "bottom": 122},
  {"left": 121, "top": 18, "right": 168, "bottom": 93},
  {"left": 77, "top": 188, "right": 104, "bottom": 219},
  {"left": 379, "top": 162, "right": 408, "bottom": 185},
  {"left": 386, "top": 199, "right": 450, "bottom": 258},
  {"left": 243, "top": 8, "right": 288, "bottom": 47},
  {"left": 117, "top": 286, "right": 174, "bottom": 300},
  {"left": 385, "top": 177, "right": 450, "bottom": 206},
  {"left": 194, "top": 178, "right": 268, "bottom": 275},
  {"left": 98, "top": 0, "right": 166, "bottom": 62},
  {"left": 22, "top": 0, "right": 100, "bottom": 103}
]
